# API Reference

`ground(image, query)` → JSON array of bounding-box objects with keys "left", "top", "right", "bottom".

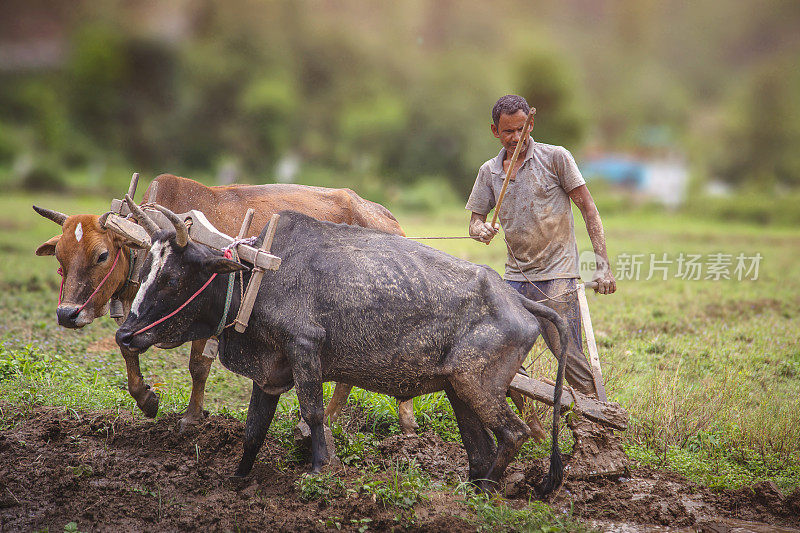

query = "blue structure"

[{"left": 580, "top": 156, "right": 647, "bottom": 188}]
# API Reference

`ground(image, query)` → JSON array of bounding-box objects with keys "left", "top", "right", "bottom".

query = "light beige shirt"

[{"left": 465, "top": 138, "right": 585, "bottom": 281}]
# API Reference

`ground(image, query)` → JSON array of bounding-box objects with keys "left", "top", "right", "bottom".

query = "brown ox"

[{"left": 34, "top": 173, "right": 416, "bottom": 432}]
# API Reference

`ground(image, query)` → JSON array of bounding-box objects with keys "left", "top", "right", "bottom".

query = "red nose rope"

[
  {"left": 57, "top": 248, "right": 122, "bottom": 313},
  {"left": 132, "top": 249, "right": 233, "bottom": 337}
]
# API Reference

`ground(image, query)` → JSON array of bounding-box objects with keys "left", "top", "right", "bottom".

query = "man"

[{"left": 466, "top": 94, "right": 616, "bottom": 402}]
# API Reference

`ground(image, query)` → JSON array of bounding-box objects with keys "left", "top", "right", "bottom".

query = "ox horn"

[
  {"left": 152, "top": 205, "right": 189, "bottom": 248},
  {"left": 98, "top": 211, "right": 111, "bottom": 229},
  {"left": 124, "top": 194, "right": 160, "bottom": 237},
  {"left": 32, "top": 205, "right": 68, "bottom": 226}
]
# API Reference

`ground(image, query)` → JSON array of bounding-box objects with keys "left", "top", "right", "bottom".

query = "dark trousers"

[{"left": 507, "top": 278, "right": 596, "bottom": 396}]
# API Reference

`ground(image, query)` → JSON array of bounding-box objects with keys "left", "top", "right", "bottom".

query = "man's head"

[
  {"left": 490, "top": 95, "right": 533, "bottom": 155},
  {"left": 491, "top": 95, "right": 530, "bottom": 127}
]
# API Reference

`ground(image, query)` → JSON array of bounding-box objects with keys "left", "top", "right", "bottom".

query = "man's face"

[{"left": 491, "top": 109, "right": 532, "bottom": 156}]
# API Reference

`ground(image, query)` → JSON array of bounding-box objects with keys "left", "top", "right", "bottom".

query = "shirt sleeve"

[
  {"left": 465, "top": 164, "right": 496, "bottom": 215},
  {"left": 554, "top": 147, "right": 586, "bottom": 193}
]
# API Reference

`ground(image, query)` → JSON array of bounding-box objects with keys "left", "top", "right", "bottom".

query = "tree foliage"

[{"left": 0, "top": 0, "right": 798, "bottom": 192}]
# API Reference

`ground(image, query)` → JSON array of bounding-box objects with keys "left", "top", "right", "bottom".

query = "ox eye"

[
  {"left": 97, "top": 251, "right": 109, "bottom": 263},
  {"left": 167, "top": 278, "right": 179, "bottom": 288}
]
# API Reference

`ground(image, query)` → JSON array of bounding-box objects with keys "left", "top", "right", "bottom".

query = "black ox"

[{"left": 116, "top": 204, "right": 570, "bottom": 494}]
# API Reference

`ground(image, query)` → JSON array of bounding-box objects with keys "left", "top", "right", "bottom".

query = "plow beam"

[{"left": 509, "top": 374, "right": 628, "bottom": 431}]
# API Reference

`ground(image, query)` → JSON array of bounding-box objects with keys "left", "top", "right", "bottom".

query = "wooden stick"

[
  {"left": 236, "top": 208, "right": 255, "bottom": 240},
  {"left": 127, "top": 172, "right": 140, "bottom": 201},
  {"left": 509, "top": 374, "right": 627, "bottom": 430},
  {"left": 147, "top": 181, "right": 159, "bottom": 204},
  {"left": 489, "top": 108, "right": 536, "bottom": 230},
  {"left": 576, "top": 282, "right": 608, "bottom": 402},
  {"left": 234, "top": 213, "right": 280, "bottom": 333}
]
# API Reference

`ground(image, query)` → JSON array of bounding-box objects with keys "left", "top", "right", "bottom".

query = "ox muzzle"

[{"left": 56, "top": 305, "right": 83, "bottom": 328}]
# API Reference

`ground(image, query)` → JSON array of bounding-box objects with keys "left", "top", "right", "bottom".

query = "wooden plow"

[{"left": 511, "top": 280, "right": 629, "bottom": 478}]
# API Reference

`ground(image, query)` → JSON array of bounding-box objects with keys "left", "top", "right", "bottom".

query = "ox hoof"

[
  {"left": 399, "top": 417, "right": 419, "bottom": 436},
  {"left": 400, "top": 424, "right": 419, "bottom": 436},
  {"left": 310, "top": 458, "right": 333, "bottom": 475},
  {"left": 138, "top": 390, "right": 160, "bottom": 418},
  {"left": 232, "top": 464, "right": 253, "bottom": 479},
  {"left": 473, "top": 479, "right": 499, "bottom": 494},
  {"left": 178, "top": 417, "right": 200, "bottom": 433},
  {"left": 231, "top": 471, "right": 250, "bottom": 480},
  {"left": 178, "top": 409, "right": 209, "bottom": 433}
]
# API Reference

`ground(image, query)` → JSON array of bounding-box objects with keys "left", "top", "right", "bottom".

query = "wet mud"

[{"left": 0, "top": 407, "right": 797, "bottom": 532}]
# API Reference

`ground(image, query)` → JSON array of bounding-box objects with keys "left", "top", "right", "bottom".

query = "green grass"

[
  {"left": 2, "top": 190, "right": 800, "bottom": 513},
  {"left": 460, "top": 488, "right": 592, "bottom": 533},
  {"left": 360, "top": 458, "right": 430, "bottom": 511}
]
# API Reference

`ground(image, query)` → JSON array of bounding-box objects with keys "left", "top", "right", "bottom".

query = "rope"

[
  {"left": 215, "top": 249, "right": 237, "bottom": 336},
  {"left": 405, "top": 235, "right": 475, "bottom": 240},
  {"left": 114, "top": 246, "right": 136, "bottom": 297},
  {"left": 404, "top": 232, "right": 582, "bottom": 304},
  {"left": 503, "top": 235, "right": 579, "bottom": 304},
  {"left": 57, "top": 272, "right": 64, "bottom": 305},
  {"left": 132, "top": 247, "right": 242, "bottom": 338},
  {"left": 215, "top": 237, "right": 255, "bottom": 334},
  {"left": 224, "top": 236, "right": 258, "bottom": 251},
  {"left": 132, "top": 271, "right": 219, "bottom": 336},
  {"left": 57, "top": 248, "right": 122, "bottom": 310}
]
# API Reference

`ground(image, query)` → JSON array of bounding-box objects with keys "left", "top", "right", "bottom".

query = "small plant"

[
  {"left": 295, "top": 472, "right": 346, "bottom": 501},
  {"left": 416, "top": 400, "right": 460, "bottom": 442},
  {"left": 318, "top": 516, "right": 344, "bottom": 530},
  {"left": 330, "top": 422, "right": 379, "bottom": 466},
  {"left": 351, "top": 517, "right": 373, "bottom": 532},
  {"left": 686, "top": 430, "right": 722, "bottom": 454},
  {"left": 360, "top": 459, "right": 428, "bottom": 512},
  {"left": 461, "top": 489, "right": 591, "bottom": 532},
  {"left": 0, "top": 344, "right": 62, "bottom": 381},
  {"left": 66, "top": 464, "right": 93, "bottom": 478}
]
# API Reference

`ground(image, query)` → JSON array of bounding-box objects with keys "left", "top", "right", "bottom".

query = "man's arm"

[
  {"left": 568, "top": 184, "right": 617, "bottom": 294},
  {"left": 469, "top": 212, "right": 499, "bottom": 244}
]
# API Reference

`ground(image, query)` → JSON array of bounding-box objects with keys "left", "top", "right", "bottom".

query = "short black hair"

[{"left": 491, "top": 95, "right": 530, "bottom": 126}]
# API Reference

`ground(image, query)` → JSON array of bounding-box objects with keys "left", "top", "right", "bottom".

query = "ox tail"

[{"left": 516, "top": 294, "right": 569, "bottom": 498}]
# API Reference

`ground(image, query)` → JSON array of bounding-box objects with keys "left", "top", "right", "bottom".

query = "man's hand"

[
  {"left": 593, "top": 268, "right": 616, "bottom": 295},
  {"left": 568, "top": 185, "right": 616, "bottom": 295},
  {"left": 469, "top": 213, "right": 499, "bottom": 244}
]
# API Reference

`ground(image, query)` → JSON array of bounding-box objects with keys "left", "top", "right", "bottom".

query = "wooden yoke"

[
  {"left": 179, "top": 210, "right": 281, "bottom": 272},
  {"left": 103, "top": 206, "right": 282, "bottom": 322},
  {"left": 234, "top": 213, "right": 280, "bottom": 333},
  {"left": 106, "top": 179, "right": 282, "bottom": 333},
  {"left": 108, "top": 173, "right": 140, "bottom": 320}
]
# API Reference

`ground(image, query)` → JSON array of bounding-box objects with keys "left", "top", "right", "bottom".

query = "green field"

[{"left": 1, "top": 190, "right": 799, "bottom": 499}]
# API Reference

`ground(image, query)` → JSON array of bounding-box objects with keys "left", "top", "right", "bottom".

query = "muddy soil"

[{"left": 1, "top": 407, "right": 798, "bottom": 532}]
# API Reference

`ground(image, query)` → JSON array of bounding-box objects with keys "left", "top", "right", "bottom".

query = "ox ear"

[
  {"left": 35, "top": 235, "right": 61, "bottom": 256},
  {"left": 204, "top": 257, "right": 249, "bottom": 275}
]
